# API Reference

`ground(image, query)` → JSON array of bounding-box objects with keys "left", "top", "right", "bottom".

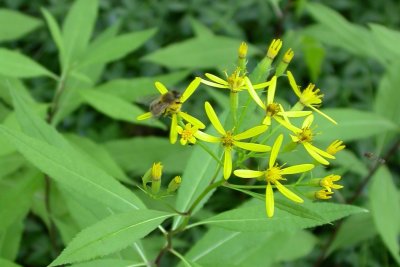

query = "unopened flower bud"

[
  {"left": 267, "top": 39, "right": 282, "bottom": 59},
  {"left": 167, "top": 176, "right": 182, "bottom": 193}
]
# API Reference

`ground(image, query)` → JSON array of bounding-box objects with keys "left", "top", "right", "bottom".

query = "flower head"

[
  {"left": 267, "top": 39, "right": 283, "bottom": 59},
  {"left": 287, "top": 71, "right": 337, "bottom": 124},
  {"left": 136, "top": 78, "right": 205, "bottom": 144},
  {"left": 326, "top": 140, "right": 345, "bottom": 155},
  {"left": 288, "top": 115, "right": 335, "bottom": 165},
  {"left": 320, "top": 174, "right": 343, "bottom": 192},
  {"left": 196, "top": 102, "right": 271, "bottom": 179},
  {"left": 283, "top": 48, "right": 294, "bottom": 63},
  {"left": 151, "top": 162, "right": 163, "bottom": 181},
  {"left": 177, "top": 123, "right": 198, "bottom": 145},
  {"left": 315, "top": 189, "right": 334, "bottom": 200},
  {"left": 238, "top": 42, "right": 248, "bottom": 58},
  {"left": 234, "top": 134, "right": 314, "bottom": 217}
]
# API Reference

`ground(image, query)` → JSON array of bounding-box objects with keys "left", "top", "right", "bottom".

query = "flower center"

[
  {"left": 266, "top": 103, "right": 280, "bottom": 117},
  {"left": 300, "top": 84, "right": 323, "bottom": 106},
  {"left": 227, "top": 70, "right": 245, "bottom": 92},
  {"left": 181, "top": 128, "right": 194, "bottom": 140},
  {"left": 265, "top": 166, "right": 282, "bottom": 183},
  {"left": 296, "top": 127, "right": 313, "bottom": 143},
  {"left": 221, "top": 131, "right": 235, "bottom": 148}
]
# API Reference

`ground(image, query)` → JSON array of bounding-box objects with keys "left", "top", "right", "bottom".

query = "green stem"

[
  {"left": 197, "top": 141, "right": 223, "bottom": 166},
  {"left": 230, "top": 91, "right": 238, "bottom": 130},
  {"left": 169, "top": 248, "right": 192, "bottom": 267}
]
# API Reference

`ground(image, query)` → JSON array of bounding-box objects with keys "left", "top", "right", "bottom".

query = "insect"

[{"left": 149, "top": 90, "right": 182, "bottom": 117}]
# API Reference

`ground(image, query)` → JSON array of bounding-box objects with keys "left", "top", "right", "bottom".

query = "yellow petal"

[
  {"left": 279, "top": 110, "right": 312, "bottom": 117},
  {"left": 269, "top": 134, "right": 283, "bottom": 168},
  {"left": 155, "top": 81, "right": 168, "bottom": 94},
  {"left": 234, "top": 141, "right": 271, "bottom": 152},
  {"left": 280, "top": 164, "right": 314, "bottom": 175},
  {"left": 274, "top": 116, "right": 299, "bottom": 133},
  {"left": 262, "top": 116, "right": 271, "bottom": 126},
  {"left": 177, "top": 125, "right": 183, "bottom": 134},
  {"left": 267, "top": 76, "right": 277, "bottom": 105},
  {"left": 194, "top": 131, "right": 220, "bottom": 143},
  {"left": 287, "top": 71, "right": 302, "bottom": 98},
  {"left": 180, "top": 138, "right": 187, "bottom": 145},
  {"left": 245, "top": 77, "right": 265, "bottom": 109},
  {"left": 170, "top": 114, "right": 178, "bottom": 144},
  {"left": 234, "top": 125, "right": 268, "bottom": 140},
  {"left": 275, "top": 180, "right": 303, "bottom": 203},
  {"left": 181, "top": 77, "right": 201, "bottom": 103},
  {"left": 205, "top": 102, "right": 226, "bottom": 135},
  {"left": 307, "top": 143, "right": 336, "bottom": 159},
  {"left": 205, "top": 73, "right": 229, "bottom": 85},
  {"left": 200, "top": 79, "right": 229, "bottom": 89},
  {"left": 137, "top": 112, "right": 153, "bottom": 120},
  {"left": 303, "top": 142, "right": 329, "bottom": 165},
  {"left": 223, "top": 148, "right": 232, "bottom": 180},
  {"left": 266, "top": 182, "right": 274, "bottom": 218},
  {"left": 252, "top": 81, "right": 271, "bottom": 89},
  {"left": 309, "top": 105, "right": 338, "bottom": 125},
  {"left": 179, "top": 112, "right": 205, "bottom": 129},
  {"left": 234, "top": 169, "right": 264, "bottom": 178},
  {"left": 302, "top": 114, "right": 314, "bottom": 129}
]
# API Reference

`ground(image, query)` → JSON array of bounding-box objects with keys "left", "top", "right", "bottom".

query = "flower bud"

[{"left": 167, "top": 176, "right": 182, "bottom": 193}]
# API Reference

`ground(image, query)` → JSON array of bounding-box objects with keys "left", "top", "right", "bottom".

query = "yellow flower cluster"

[{"left": 137, "top": 39, "right": 345, "bottom": 217}]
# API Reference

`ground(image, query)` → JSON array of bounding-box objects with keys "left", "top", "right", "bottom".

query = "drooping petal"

[
  {"left": 269, "top": 134, "right": 283, "bottom": 168},
  {"left": 200, "top": 79, "right": 229, "bottom": 89},
  {"left": 234, "top": 169, "right": 264, "bottom": 178},
  {"left": 266, "top": 182, "right": 274, "bottom": 218},
  {"left": 136, "top": 112, "right": 153, "bottom": 120},
  {"left": 181, "top": 77, "right": 201, "bottom": 103},
  {"left": 302, "top": 114, "right": 314, "bottom": 129},
  {"left": 274, "top": 116, "right": 300, "bottom": 133},
  {"left": 303, "top": 142, "right": 329, "bottom": 165},
  {"left": 280, "top": 164, "right": 314, "bottom": 175},
  {"left": 205, "top": 102, "right": 226, "bottom": 135},
  {"left": 308, "top": 143, "right": 336, "bottom": 159},
  {"left": 287, "top": 71, "right": 302, "bottom": 98},
  {"left": 279, "top": 110, "right": 312, "bottom": 117},
  {"left": 155, "top": 81, "right": 168, "bottom": 94},
  {"left": 267, "top": 76, "right": 277, "bottom": 105},
  {"left": 309, "top": 105, "right": 338, "bottom": 125},
  {"left": 223, "top": 148, "right": 232, "bottom": 180},
  {"left": 170, "top": 114, "right": 178, "bottom": 144},
  {"left": 234, "top": 141, "right": 271, "bottom": 152},
  {"left": 194, "top": 131, "right": 220, "bottom": 143},
  {"left": 245, "top": 77, "right": 265, "bottom": 109},
  {"left": 205, "top": 73, "right": 229, "bottom": 85},
  {"left": 275, "top": 180, "right": 303, "bottom": 203},
  {"left": 234, "top": 125, "right": 268, "bottom": 140},
  {"left": 179, "top": 112, "right": 206, "bottom": 129}
]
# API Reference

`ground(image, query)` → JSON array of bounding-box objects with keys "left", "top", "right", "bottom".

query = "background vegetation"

[{"left": 0, "top": 0, "right": 399, "bottom": 266}]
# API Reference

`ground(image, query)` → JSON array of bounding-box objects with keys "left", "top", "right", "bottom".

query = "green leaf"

[
  {"left": 188, "top": 201, "right": 365, "bottom": 232},
  {"left": 0, "top": 153, "right": 25, "bottom": 180},
  {"left": 370, "top": 24, "right": 400, "bottom": 60},
  {"left": 62, "top": 0, "right": 98, "bottom": 67},
  {"left": 70, "top": 259, "right": 142, "bottom": 267},
  {"left": 41, "top": 8, "right": 64, "bottom": 61},
  {"left": 335, "top": 150, "right": 368, "bottom": 177},
  {"left": 143, "top": 36, "right": 260, "bottom": 69},
  {"left": 0, "top": 9, "right": 42, "bottom": 42},
  {"left": 301, "top": 36, "right": 325, "bottom": 82},
  {"left": 79, "top": 89, "right": 164, "bottom": 128},
  {"left": 0, "top": 207, "right": 25, "bottom": 261},
  {"left": 50, "top": 210, "right": 173, "bottom": 266},
  {"left": 313, "top": 108, "right": 399, "bottom": 142},
  {"left": 78, "top": 28, "right": 157, "bottom": 67},
  {"left": 0, "top": 258, "right": 22, "bottom": 267},
  {"left": 369, "top": 166, "right": 400, "bottom": 265},
  {"left": 0, "top": 48, "right": 56, "bottom": 79},
  {"left": 104, "top": 137, "right": 190, "bottom": 174}
]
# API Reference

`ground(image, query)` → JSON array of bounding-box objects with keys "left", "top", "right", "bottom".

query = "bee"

[{"left": 149, "top": 90, "right": 182, "bottom": 117}]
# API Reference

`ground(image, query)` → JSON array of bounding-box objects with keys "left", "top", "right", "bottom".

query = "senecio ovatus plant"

[{"left": 137, "top": 39, "right": 345, "bottom": 218}]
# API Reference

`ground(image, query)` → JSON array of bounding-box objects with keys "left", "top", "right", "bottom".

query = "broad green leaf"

[
  {"left": 0, "top": 76, "right": 36, "bottom": 106},
  {"left": 0, "top": 153, "right": 25, "bottom": 180},
  {"left": 79, "top": 89, "right": 164, "bottom": 128},
  {"left": 188, "top": 201, "right": 365, "bottom": 232},
  {"left": 0, "top": 48, "right": 56, "bottom": 79},
  {"left": 0, "top": 214, "right": 24, "bottom": 261},
  {"left": 71, "top": 259, "right": 143, "bottom": 267},
  {"left": 105, "top": 137, "right": 190, "bottom": 174},
  {"left": 41, "top": 8, "right": 64, "bottom": 61},
  {"left": 65, "top": 134, "right": 131, "bottom": 184},
  {"left": 189, "top": 17, "right": 214, "bottom": 38},
  {"left": 96, "top": 70, "right": 189, "bottom": 102},
  {"left": 78, "top": 28, "right": 157, "bottom": 67},
  {"left": 0, "top": 258, "right": 22, "bottom": 267},
  {"left": 0, "top": 9, "right": 42, "bottom": 42},
  {"left": 183, "top": 228, "right": 315, "bottom": 267},
  {"left": 50, "top": 210, "right": 174, "bottom": 266},
  {"left": 327, "top": 213, "right": 377, "bottom": 256},
  {"left": 301, "top": 36, "right": 325, "bottom": 82},
  {"left": 370, "top": 24, "right": 400, "bottom": 60},
  {"left": 369, "top": 166, "right": 400, "bottom": 265},
  {"left": 62, "top": 0, "right": 98, "bottom": 67},
  {"left": 335, "top": 150, "right": 368, "bottom": 177},
  {"left": 313, "top": 108, "right": 399, "bottom": 142},
  {"left": 143, "top": 36, "right": 260, "bottom": 69}
]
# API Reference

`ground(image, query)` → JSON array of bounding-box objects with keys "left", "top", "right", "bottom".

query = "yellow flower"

[
  {"left": 177, "top": 123, "right": 198, "bottom": 145},
  {"left": 287, "top": 71, "right": 337, "bottom": 124},
  {"left": 246, "top": 75, "right": 311, "bottom": 127},
  {"left": 267, "top": 39, "right": 283, "bottom": 59},
  {"left": 196, "top": 102, "right": 271, "bottom": 179},
  {"left": 234, "top": 134, "right": 314, "bottom": 217},
  {"left": 136, "top": 78, "right": 205, "bottom": 144},
  {"left": 288, "top": 115, "right": 335, "bottom": 165},
  {"left": 326, "top": 140, "right": 345, "bottom": 155},
  {"left": 200, "top": 68, "right": 270, "bottom": 93},
  {"left": 320, "top": 174, "right": 343, "bottom": 192},
  {"left": 315, "top": 189, "right": 334, "bottom": 200}
]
